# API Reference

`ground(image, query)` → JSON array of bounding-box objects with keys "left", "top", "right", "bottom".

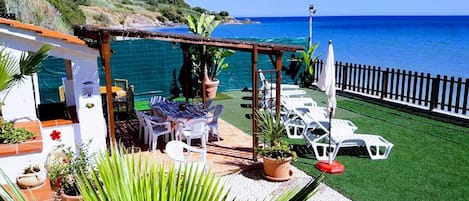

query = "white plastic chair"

[
  {"left": 175, "top": 119, "right": 209, "bottom": 155},
  {"left": 165, "top": 140, "right": 207, "bottom": 172},
  {"left": 135, "top": 110, "right": 146, "bottom": 141},
  {"left": 207, "top": 105, "right": 223, "bottom": 141},
  {"left": 143, "top": 115, "right": 171, "bottom": 152}
]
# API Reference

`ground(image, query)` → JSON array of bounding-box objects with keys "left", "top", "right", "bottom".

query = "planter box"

[
  {"left": 0, "top": 120, "right": 43, "bottom": 157},
  {"left": 1, "top": 178, "right": 53, "bottom": 201}
]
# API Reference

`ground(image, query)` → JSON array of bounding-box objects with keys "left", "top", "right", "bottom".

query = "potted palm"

[
  {"left": 255, "top": 109, "right": 296, "bottom": 181},
  {"left": 182, "top": 13, "right": 235, "bottom": 99}
]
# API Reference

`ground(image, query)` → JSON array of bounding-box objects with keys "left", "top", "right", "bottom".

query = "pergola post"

[
  {"left": 251, "top": 45, "right": 259, "bottom": 160},
  {"left": 99, "top": 31, "right": 116, "bottom": 144},
  {"left": 275, "top": 51, "right": 283, "bottom": 118}
]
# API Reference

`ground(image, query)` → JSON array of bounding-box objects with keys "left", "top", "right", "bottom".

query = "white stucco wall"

[{"left": 0, "top": 24, "right": 107, "bottom": 183}]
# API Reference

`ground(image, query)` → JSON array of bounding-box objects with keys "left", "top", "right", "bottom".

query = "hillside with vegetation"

[{"left": 1, "top": 0, "right": 235, "bottom": 33}]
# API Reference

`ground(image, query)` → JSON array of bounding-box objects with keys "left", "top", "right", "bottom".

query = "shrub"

[{"left": 0, "top": 122, "right": 35, "bottom": 144}]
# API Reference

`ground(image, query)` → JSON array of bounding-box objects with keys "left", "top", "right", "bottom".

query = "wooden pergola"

[{"left": 73, "top": 25, "right": 304, "bottom": 159}]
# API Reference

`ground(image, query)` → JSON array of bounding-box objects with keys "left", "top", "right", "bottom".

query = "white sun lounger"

[
  {"left": 304, "top": 131, "right": 394, "bottom": 160},
  {"left": 281, "top": 103, "right": 356, "bottom": 139},
  {"left": 259, "top": 70, "right": 300, "bottom": 90}
]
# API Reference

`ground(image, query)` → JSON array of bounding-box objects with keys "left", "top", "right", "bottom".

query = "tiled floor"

[{"left": 116, "top": 118, "right": 258, "bottom": 175}]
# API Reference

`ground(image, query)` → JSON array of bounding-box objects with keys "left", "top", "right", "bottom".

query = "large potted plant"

[
  {"left": 181, "top": 13, "right": 235, "bottom": 99},
  {"left": 255, "top": 109, "right": 296, "bottom": 181},
  {"left": 47, "top": 131, "right": 94, "bottom": 201}
]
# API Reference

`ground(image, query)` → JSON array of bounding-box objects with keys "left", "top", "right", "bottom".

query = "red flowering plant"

[{"left": 46, "top": 130, "right": 95, "bottom": 196}]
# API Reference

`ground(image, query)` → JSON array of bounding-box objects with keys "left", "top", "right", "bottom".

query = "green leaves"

[
  {"left": 76, "top": 144, "right": 229, "bottom": 201},
  {"left": 186, "top": 13, "right": 220, "bottom": 38},
  {"left": 0, "top": 122, "right": 35, "bottom": 144},
  {"left": 300, "top": 42, "right": 319, "bottom": 76},
  {"left": 15, "top": 45, "right": 52, "bottom": 84},
  {"left": 0, "top": 44, "right": 51, "bottom": 104}
]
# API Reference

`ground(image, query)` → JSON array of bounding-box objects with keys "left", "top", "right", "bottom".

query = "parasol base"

[{"left": 315, "top": 160, "right": 345, "bottom": 174}]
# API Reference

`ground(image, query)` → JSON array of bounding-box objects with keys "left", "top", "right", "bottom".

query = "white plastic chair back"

[
  {"left": 186, "top": 119, "right": 209, "bottom": 139},
  {"left": 165, "top": 140, "right": 207, "bottom": 172}
]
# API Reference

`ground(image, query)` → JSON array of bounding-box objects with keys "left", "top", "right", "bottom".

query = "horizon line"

[{"left": 233, "top": 14, "right": 469, "bottom": 18}]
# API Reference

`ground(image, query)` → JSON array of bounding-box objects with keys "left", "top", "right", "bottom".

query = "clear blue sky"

[{"left": 185, "top": 0, "right": 469, "bottom": 17}]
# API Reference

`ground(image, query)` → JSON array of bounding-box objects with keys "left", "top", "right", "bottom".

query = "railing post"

[
  {"left": 430, "top": 75, "right": 441, "bottom": 111},
  {"left": 381, "top": 68, "right": 389, "bottom": 99}
]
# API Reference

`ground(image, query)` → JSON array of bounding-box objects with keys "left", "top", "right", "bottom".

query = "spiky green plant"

[
  {"left": 0, "top": 169, "right": 30, "bottom": 201},
  {"left": 76, "top": 144, "right": 229, "bottom": 201}
]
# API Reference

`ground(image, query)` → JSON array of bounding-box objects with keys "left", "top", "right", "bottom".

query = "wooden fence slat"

[
  {"left": 361, "top": 65, "right": 366, "bottom": 92},
  {"left": 337, "top": 62, "right": 342, "bottom": 89},
  {"left": 371, "top": 66, "right": 376, "bottom": 95},
  {"left": 381, "top": 68, "right": 389, "bottom": 99},
  {"left": 401, "top": 70, "right": 406, "bottom": 101},
  {"left": 406, "top": 70, "right": 412, "bottom": 102},
  {"left": 430, "top": 75, "right": 441, "bottom": 111},
  {"left": 357, "top": 64, "right": 362, "bottom": 92},
  {"left": 412, "top": 71, "right": 418, "bottom": 103},
  {"left": 441, "top": 75, "right": 448, "bottom": 110},
  {"left": 342, "top": 63, "right": 348, "bottom": 91},
  {"left": 366, "top": 65, "right": 371, "bottom": 93},
  {"left": 425, "top": 73, "right": 431, "bottom": 107},
  {"left": 352, "top": 64, "right": 357, "bottom": 91},
  {"left": 418, "top": 72, "right": 424, "bottom": 105},
  {"left": 348, "top": 63, "right": 353, "bottom": 90},
  {"left": 455, "top": 77, "right": 462, "bottom": 113},
  {"left": 377, "top": 67, "right": 382, "bottom": 96},
  {"left": 462, "top": 79, "right": 469, "bottom": 115},
  {"left": 396, "top": 69, "right": 401, "bottom": 100},
  {"left": 448, "top": 77, "right": 455, "bottom": 112},
  {"left": 390, "top": 68, "right": 395, "bottom": 99}
]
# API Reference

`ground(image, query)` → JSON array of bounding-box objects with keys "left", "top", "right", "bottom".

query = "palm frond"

[
  {"left": 0, "top": 46, "right": 17, "bottom": 92},
  {"left": 76, "top": 143, "right": 229, "bottom": 201},
  {"left": 13, "top": 45, "right": 52, "bottom": 84}
]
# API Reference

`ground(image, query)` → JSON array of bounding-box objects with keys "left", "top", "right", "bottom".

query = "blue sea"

[{"left": 154, "top": 16, "right": 469, "bottom": 78}]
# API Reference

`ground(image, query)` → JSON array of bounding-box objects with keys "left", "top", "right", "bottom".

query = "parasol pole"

[{"left": 328, "top": 108, "right": 333, "bottom": 164}]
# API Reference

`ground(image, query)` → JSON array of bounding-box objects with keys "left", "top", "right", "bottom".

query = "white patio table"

[{"left": 152, "top": 101, "right": 208, "bottom": 141}]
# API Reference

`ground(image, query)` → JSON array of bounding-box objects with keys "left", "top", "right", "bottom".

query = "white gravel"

[{"left": 221, "top": 165, "right": 350, "bottom": 201}]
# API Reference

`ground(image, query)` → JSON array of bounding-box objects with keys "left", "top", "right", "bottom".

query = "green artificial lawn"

[{"left": 213, "top": 89, "right": 469, "bottom": 201}]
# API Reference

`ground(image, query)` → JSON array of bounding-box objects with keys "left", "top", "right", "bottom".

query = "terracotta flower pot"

[
  {"left": 61, "top": 192, "right": 83, "bottom": 201},
  {"left": 262, "top": 156, "right": 293, "bottom": 181},
  {"left": 204, "top": 79, "right": 219, "bottom": 99}
]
